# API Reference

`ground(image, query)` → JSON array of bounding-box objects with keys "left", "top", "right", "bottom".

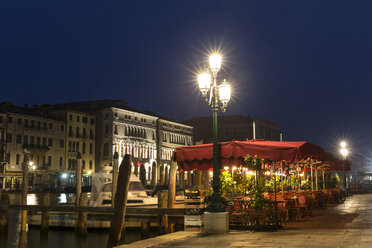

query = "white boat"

[{"left": 90, "top": 173, "right": 158, "bottom": 207}]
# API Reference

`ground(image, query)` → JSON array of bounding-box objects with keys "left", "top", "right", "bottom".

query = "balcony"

[
  {"left": 68, "top": 151, "right": 79, "bottom": 158},
  {"left": 22, "top": 144, "right": 49, "bottom": 151}
]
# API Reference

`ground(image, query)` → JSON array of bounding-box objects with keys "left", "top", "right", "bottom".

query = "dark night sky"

[{"left": 1, "top": 0, "right": 372, "bottom": 158}]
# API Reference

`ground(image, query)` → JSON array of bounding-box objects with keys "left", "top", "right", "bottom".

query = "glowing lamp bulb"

[
  {"left": 209, "top": 54, "right": 222, "bottom": 73},
  {"left": 197, "top": 72, "right": 211, "bottom": 96},
  {"left": 340, "top": 148, "right": 349, "bottom": 157},
  {"left": 219, "top": 79, "right": 231, "bottom": 107},
  {"left": 340, "top": 141, "right": 347, "bottom": 148}
]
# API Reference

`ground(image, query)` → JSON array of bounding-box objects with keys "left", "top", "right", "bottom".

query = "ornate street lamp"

[{"left": 197, "top": 53, "right": 231, "bottom": 219}]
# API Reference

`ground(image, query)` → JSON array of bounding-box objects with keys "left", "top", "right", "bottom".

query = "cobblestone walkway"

[{"left": 125, "top": 193, "right": 372, "bottom": 248}]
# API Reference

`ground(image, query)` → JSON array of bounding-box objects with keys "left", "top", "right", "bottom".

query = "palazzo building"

[
  {"left": 183, "top": 115, "right": 282, "bottom": 144},
  {"left": 0, "top": 102, "right": 66, "bottom": 188},
  {"left": 48, "top": 100, "right": 193, "bottom": 186}
]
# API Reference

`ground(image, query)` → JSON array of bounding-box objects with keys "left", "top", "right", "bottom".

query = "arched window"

[
  {"left": 103, "top": 143, "right": 109, "bottom": 156},
  {"left": 143, "top": 129, "right": 147, "bottom": 139},
  {"left": 68, "top": 126, "right": 73, "bottom": 137}
]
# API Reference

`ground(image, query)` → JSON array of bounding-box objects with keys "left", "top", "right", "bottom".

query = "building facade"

[
  {"left": 183, "top": 115, "right": 282, "bottom": 144},
  {"left": 0, "top": 102, "right": 66, "bottom": 188},
  {"left": 47, "top": 110, "right": 96, "bottom": 174},
  {"left": 50, "top": 100, "right": 194, "bottom": 186}
]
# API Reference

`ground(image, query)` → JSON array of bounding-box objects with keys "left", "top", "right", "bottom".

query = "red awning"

[{"left": 175, "top": 140, "right": 301, "bottom": 171}]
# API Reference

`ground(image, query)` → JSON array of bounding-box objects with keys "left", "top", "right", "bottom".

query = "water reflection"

[
  {"left": 8, "top": 193, "right": 72, "bottom": 206},
  {"left": 1, "top": 193, "right": 158, "bottom": 247},
  {"left": 27, "top": 194, "right": 38, "bottom": 205}
]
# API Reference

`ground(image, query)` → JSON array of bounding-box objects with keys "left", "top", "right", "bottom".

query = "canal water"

[
  {"left": 0, "top": 193, "right": 160, "bottom": 248},
  {"left": 0, "top": 225, "right": 154, "bottom": 248}
]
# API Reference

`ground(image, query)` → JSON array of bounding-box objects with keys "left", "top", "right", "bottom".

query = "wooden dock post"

[
  {"left": 151, "top": 161, "right": 157, "bottom": 186},
  {"left": 0, "top": 192, "right": 9, "bottom": 232},
  {"left": 112, "top": 152, "right": 119, "bottom": 207},
  {"left": 40, "top": 193, "right": 50, "bottom": 235},
  {"left": 164, "top": 165, "right": 169, "bottom": 185},
  {"left": 158, "top": 190, "right": 168, "bottom": 234},
  {"left": 140, "top": 220, "right": 150, "bottom": 239},
  {"left": 168, "top": 154, "right": 177, "bottom": 209},
  {"left": 107, "top": 154, "right": 132, "bottom": 248},
  {"left": 179, "top": 171, "right": 185, "bottom": 189},
  {"left": 167, "top": 155, "right": 177, "bottom": 233},
  {"left": 21, "top": 152, "right": 29, "bottom": 232},
  {"left": 134, "top": 160, "right": 139, "bottom": 177},
  {"left": 76, "top": 153, "right": 82, "bottom": 207},
  {"left": 187, "top": 171, "right": 192, "bottom": 188},
  {"left": 140, "top": 164, "right": 147, "bottom": 187},
  {"left": 197, "top": 171, "right": 202, "bottom": 191},
  {"left": 76, "top": 192, "right": 88, "bottom": 236},
  {"left": 204, "top": 171, "right": 210, "bottom": 190},
  {"left": 160, "top": 164, "right": 165, "bottom": 185}
]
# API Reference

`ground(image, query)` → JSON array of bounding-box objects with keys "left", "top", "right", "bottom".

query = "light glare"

[
  {"left": 219, "top": 80, "right": 231, "bottom": 104},
  {"left": 197, "top": 72, "right": 211, "bottom": 95},
  {"left": 209, "top": 54, "right": 222, "bottom": 72},
  {"left": 340, "top": 141, "right": 347, "bottom": 148}
]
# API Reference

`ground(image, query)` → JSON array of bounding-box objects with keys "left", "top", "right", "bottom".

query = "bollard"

[
  {"left": 0, "top": 192, "right": 9, "bottom": 232},
  {"left": 76, "top": 192, "right": 88, "bottom": 236},
  {"left": 41, "top": 193, "right": 50, "bottom": 235}
]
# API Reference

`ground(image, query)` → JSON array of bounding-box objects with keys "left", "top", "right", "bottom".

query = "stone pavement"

[{"left": 118, "top": 193, "right": 372, "bottom": 248}]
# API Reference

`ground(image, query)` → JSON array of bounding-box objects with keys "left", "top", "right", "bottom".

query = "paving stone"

[{"left": 116, "top": 193, "right": 372, "bottom": 248}]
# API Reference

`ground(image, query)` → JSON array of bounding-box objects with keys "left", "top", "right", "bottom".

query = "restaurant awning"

[{"left": 175, "top": 140, "right": 306, "bottom": 171}]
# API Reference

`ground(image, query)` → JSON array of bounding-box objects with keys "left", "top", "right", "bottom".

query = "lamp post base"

[{"left": 203, "top": 212, "right": 229, "bottom": 234}]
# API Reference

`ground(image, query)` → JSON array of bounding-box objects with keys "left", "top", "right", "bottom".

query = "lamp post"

[
  {"left": 197, "top": 53, "right": 231, "bottom": 233},
  {"left": 339, "top": 141, "right": 349, "bottom": 189}
]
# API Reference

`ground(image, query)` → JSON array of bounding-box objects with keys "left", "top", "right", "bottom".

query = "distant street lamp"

[
  {"left": 339, "top": 141, "right": 349, "bottom": 189},
  {"left": 197, "top": 53, "right": 232, "bottom": 233}
]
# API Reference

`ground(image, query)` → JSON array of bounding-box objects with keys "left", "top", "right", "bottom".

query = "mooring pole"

[
  {"left": 21, "top": 152, "right": 29, "bottom": 232},
  {"left": 112, "top": 152, "right": 119, "bottom": 207},
  {"left": 76, "top": 153, "right": 82, "bottom": 207},
  {"left": 107, "top": 154, "right": 132, "bottom": 248}
]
